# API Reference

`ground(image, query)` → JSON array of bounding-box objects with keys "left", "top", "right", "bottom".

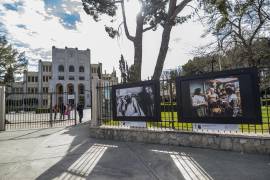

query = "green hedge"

[{"left": 35, "top": 108, "right": 50, "bottom": 114}]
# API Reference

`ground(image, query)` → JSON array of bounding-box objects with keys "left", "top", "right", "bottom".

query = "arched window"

[
  {"left": 56, "top": 83, "right": 63, "bottom": 94},
  {"left": 58, "top": 65, "right": 64, "bottom": 72},
  {"left": 69, "top": 65, "right": 75, "bottom": 72},
  {"left": 67, "top": 83, "right": 74, "bottom": 94},
  {"left": 78, "top": 84, "right": 84, "bottom": 94},
  {"left": 79, "top": 66, "right": 84, "bottom": 72}
]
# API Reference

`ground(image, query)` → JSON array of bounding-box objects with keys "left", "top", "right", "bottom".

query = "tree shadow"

[{"left": 35, "top": 123, "right": 118, "bottom": 180}]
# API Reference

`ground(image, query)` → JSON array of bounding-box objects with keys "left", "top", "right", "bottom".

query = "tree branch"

[
  {"left": 121, "top": 0, "right": 135, "bottom": 42},
  {"left": 143, "top": 25, "right": 156, "bottom": 32},
  {"left": 170, "top": 0, "right": 192, "bottom": 21},
  {"left": 249, "top": 0, "right": 266, "bottom": 45}
]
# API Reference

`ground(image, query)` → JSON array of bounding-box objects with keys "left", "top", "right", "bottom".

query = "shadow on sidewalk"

[{"left": 36, "top": 123, "right": 270, "bottom": 180}]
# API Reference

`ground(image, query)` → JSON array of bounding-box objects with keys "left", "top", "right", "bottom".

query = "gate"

[{"left": 5, "top": 92, "right": 77, "bottom": 130}]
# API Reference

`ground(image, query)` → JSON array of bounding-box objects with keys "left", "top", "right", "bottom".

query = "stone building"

[
  {"left": 6, "top": 46, "right": 118, "bottom": 109},
  {"left": 49, "top": 46, "right": 91, "bottom": 107}
]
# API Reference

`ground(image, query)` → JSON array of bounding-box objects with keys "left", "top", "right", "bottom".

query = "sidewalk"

[{"left": 0, "top": 123, "right": 269, "bottom": 180}]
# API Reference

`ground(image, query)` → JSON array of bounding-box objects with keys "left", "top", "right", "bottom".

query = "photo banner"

[
  {"left": 112, "top": 80, "right": 161, "bottom": 121},
  {"left": 176, "top": 68, "right": 262, "bottom": 124}
]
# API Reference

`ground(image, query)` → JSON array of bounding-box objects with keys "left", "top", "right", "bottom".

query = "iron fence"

[
  {"left": 97, "top": 68, "right": 270, "bottom": 135},
  {"left": 5, "top": 92, "right": 77, "bottom": 130}
]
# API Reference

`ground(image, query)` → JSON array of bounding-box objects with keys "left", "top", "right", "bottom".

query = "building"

[
  {"left": 50, "top": 46, "right": 91, "bottom": 107},
  {"left": 6, "top": 46, "right": 118, "bottom": 109},
  {"left": 91, "top": 63, "right": 102, "bottom": 79}
]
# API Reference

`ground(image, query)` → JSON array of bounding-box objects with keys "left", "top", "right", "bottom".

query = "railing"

[
  {"left": 5, "top": 92, "right": 77, "bottom": 130},
  {"left": 96, "top": 68, "right": 270, "bottom": 135}
]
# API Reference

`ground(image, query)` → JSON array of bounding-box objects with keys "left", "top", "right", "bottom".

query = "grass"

[{"left": 101, "top": 106, "right": 270, "bottom": 133}]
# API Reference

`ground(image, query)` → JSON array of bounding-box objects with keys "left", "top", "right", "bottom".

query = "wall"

[{"left": 89, "top": 127, "right": 270, "bottom": 155}]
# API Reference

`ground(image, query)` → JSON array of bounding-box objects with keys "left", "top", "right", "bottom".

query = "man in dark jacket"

[
  {"left": 77, "top": 102, "right": 84, "bottom": 123},
  {"left": 59, "top": 102, "right": 66, "bottom": 120}
]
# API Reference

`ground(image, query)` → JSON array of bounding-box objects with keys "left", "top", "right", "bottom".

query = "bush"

[{"left": 35, "top": 108, "right": 50, "bottom": 114}]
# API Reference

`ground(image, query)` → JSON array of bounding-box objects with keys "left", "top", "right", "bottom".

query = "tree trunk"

[
  {"left": 132, "top": 13, "right": 144, "bottom": 82},
  {"left": 152, "top": 25, "right": 173, "bottom": 80}
]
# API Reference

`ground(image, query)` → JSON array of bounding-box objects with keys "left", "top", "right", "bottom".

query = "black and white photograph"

[
  {"left": 176, "top": 68, "right": 262, "bottom": 124},
  {"left": 112, "top": 81, "right": 160, "bottom": 121}
]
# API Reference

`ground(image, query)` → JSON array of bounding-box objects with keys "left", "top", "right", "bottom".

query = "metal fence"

[
  {"left": 5, "top": 92, "right": 77, "bottom": 130},
  {"left": 96, "top": 68, "right": 270, "bottom": 135}
]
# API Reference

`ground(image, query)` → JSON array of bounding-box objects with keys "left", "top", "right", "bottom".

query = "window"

[
  {"left": 79, "top": 76, "right": 85, "bottom": 80},
  {"left": 79, "top": 66, "right": 84, "bottom": 72},
  {"left": 43, "top": 87, "right": 48, "bottom": 93},
  {"left": 28, "top": 77, "right": 31, "bottom": 82},
  {"left": 35, "top": 76, "right": 38, "bottom": 82},
  {"left": 69, "top": 76, "right": 75, "bottom": 80},
  {"left": 43, "top": 99, "right": 48, "bottom": 106},
  {"left": 43, "top": 66, "right": 46, "bottom": 72},
  {"left": 69, "top": 65, "right": 75, "bottom": 72},
  {"left": 46, "top": 76, "right": 48, "bottom": 82},
  {"left": 48, "top": 66, "right": 51, "bottom": 72},
  {"left": 43, "top": 76, "right": 45, "bottom": 82},
  {"left": 58, "top": 65, "right": 64, "bottom": 72},
  {"left": 49, "top": 76, "right": 51, "bottom": 80},
  {"left": 58, "top": 76, "right": 64, "bottom": 80},
  {"left": 78, "top": 84, "right": 84, "bottom": 94}
]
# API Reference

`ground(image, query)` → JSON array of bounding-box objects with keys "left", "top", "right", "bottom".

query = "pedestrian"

[
  {"left": 53, "top": 104, "right": 58, "bottom": 120},
  {"left": 65, "top": 104, "right": 71, "bottom": 120},
  {"left": 77, "top": 102, "right": 84, "bottom": 123},
  {"left": 59, "top": 102, "right": 66, "bottom": 120}
]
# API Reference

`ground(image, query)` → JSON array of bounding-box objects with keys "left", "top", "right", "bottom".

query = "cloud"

[
  {"left": 16, "top": 24, "right": 27, "bottom": 29},
  {"left": 44, "top": 0, "right": 81, "bottom": 30},
  {"left": 3, "top": 1, "right": 23, "bottom": 11}
]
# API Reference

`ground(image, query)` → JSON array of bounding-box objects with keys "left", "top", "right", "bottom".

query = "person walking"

[
  {"left": 59, "top": 102, "right": 66, "bottom": 120},
  {"left": 53, "top": 104, "right": 58, "bottom": 120},
  {"left": 65, "top": 104, "right": 71, "bottom": 120},
  {"left": 77, "top": 102, "right": 84, "bottom": 123}
]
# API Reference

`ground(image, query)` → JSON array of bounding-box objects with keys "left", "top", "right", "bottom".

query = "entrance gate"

[{"left": 5, "top": 92, "right": 77, "bottom": 130}]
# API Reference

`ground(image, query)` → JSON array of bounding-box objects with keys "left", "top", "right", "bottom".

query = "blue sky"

[{"left": 0, "top": 0, "right": 214, "bottom": 79}]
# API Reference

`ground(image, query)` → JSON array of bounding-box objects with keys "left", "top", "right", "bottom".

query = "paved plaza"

[{"left": 0, "top": 122, "right": 269, "bottom": 180}]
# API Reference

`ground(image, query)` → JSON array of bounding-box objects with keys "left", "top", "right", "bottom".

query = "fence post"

[
  {"left": 49, "top": 93, "right": 53, "bottom": 127},
  {"left": 91, "top": 78, "right": 100, "bottom": 127},
  {"left": 0, "top": 86, "right": 5, "bottom": 131}
]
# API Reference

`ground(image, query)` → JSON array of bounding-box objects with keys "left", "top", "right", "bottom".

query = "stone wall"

[{"left": 89, "top": 127, "right": 270, "bottom": 155}]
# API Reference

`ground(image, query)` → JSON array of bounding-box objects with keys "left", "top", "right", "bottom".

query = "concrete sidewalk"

[{"left": 0, "top": 123, "right": 269, "bottom": 180}]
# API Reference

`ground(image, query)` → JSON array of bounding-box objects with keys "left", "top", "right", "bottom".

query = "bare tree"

[{"left": 202, "top": 0, "right": 270, "bottom": 66}]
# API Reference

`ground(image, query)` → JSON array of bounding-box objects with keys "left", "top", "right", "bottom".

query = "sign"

[
  {"left": 112, "top": 80, "right": 161, "bottom": 121},
  {"left": 176, "top": 68, "right": 262, "bottom": 124},
  {"left": 120, "top": 121, "right": 147, "bottom": 128},
  {"left": 193, "top": 123, "right": 239, "bottom": 132},
  {"left": 68, "top": 95, "right": 75, "bottom": 99}
]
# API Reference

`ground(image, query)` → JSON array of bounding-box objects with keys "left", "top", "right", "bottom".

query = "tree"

[
  {"left": 201, "top": 0, "right": 270, "bottom": 67},
  {"left": 182, "top": 38, "right": 270, "bottom": 76},
  {"left": 119, "top": 54, "right": 128, "bottom": 83},
  {"left": 82, "top": 0, "right": 193, "bottom": 81},
  {"left": 0, "top": 36, "right": 28, "bottom": 84}
]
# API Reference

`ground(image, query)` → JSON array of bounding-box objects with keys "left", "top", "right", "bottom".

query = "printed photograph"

[
  {"left": 189, "top": 77, "right": 242, "bottom": 118},
  {"left": 116, "top": 85, "right": 155, "bottom": 117}
]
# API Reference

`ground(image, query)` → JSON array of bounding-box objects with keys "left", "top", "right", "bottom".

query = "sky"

[{"left": 0, "top": 0, "right": 214, "bottom": 80}]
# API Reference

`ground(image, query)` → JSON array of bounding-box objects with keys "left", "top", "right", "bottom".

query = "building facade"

[
  {"left": 6, "top": 46, "right": 119, "bottom": 109},
  {"left": 50, "top": 46, "right": 91, "bottom": 107}
]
